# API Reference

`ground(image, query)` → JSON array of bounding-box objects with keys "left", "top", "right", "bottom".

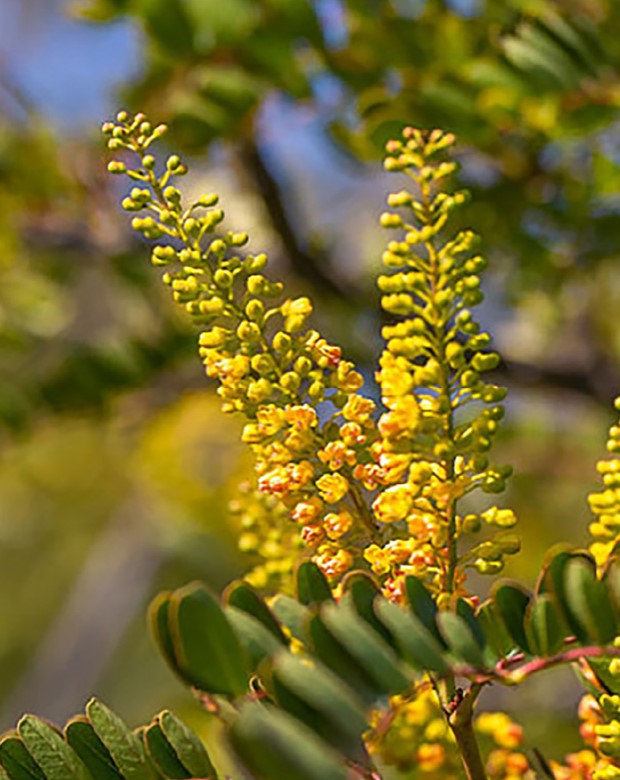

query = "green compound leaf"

[
  {"left": 436, "top": 612, "right": 486, "bottom": 668},
  {"left": 269, "top": 595, "right": 311, "bottom": 642},
  {"left": 524, "top": 594, "right": 568, "bottom": 657},
  {"left": 0, "top": 735, "right": 45, "bottom": 780},
  {"left": 271, "top": 652, "right": 368, "bottom": 762},
  {"left": 564, "top": 555, "right": 617, "bottom": 645},
  {"left": 168, "top": 582, "right": 249, "bottom": 697},
  {"left": 157, "top": 711, "right": 216, "bottom": 780},
  {"left": 143, "top": 723, "right": 189, "bottom": 779},
  {"left": 225, "top": 606, "right": 284, "bottom": 669},
  {"left": 492, "top": 583, "right": 532, "bottom": 654},
  {"left": 224, "top": 581, "right": 288, "bottom": 645},
  {"left": 321, "top": 602, "right": 409, "bottom": 695},
  {"left": 230, "top": 703, "right": 347, "bottom": 780},
  {"left": 375, "top": 599, "right": 450, "bottom": 674},
  {"left": 86, "top": 699, "right": 156, "bottom": 780},
  {"left": 17, "top": 716, "right": 90, "bottom": 780},
  {"left": 296, "top": 562, "right": 334, "bottom": 607},
  {"left": 65, "top": 717, "right": 123, "bottom": 780}
]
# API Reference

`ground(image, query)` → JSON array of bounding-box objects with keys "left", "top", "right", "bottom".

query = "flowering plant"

[{"left": 0, "top": 112, "right": 619, "bottom": 780}]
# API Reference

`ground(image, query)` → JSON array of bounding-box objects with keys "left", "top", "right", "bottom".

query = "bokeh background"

[{"left": 2, "top": 0, "right": 620, "bottom": 762}]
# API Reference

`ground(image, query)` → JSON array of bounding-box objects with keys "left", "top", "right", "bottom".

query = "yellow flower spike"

[{"left": 372, "top": 126, "right": 517, "bottom": 595}]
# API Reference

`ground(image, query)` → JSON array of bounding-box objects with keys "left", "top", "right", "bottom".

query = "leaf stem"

[{"left": 448, "top": 684, "right": 487, "bottom": 780}]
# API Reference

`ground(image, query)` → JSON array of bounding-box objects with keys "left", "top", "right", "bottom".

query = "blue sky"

[{"left": 0, "top": 0, "right": 141, "bottom": 129}]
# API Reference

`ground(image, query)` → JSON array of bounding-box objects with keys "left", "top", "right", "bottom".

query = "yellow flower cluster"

[
  {"left": 588, "top": 398, "right": 620, "bottom": 566},
  {"left": 366, "top": 686, "right": 462, "bottom": 778},
  {"left": 574, "top": 398, "right": 620, "bottom": 780},
  {"left": 362, "top": 127, "right": 517, "bottom": 599},
  {"left": 103, "top": 116, "right": 519, "bottom": 601},
  {"left": 228, "top": 482, "right": 302, "bottom": 593},
  {"left": 367, "top": 687, "right": 533, "bottom": 780},
  {"left": 102, "top": 111, "right": 381, "bottom": 582}
]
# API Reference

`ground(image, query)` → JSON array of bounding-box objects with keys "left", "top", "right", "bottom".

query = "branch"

[
  {"left": 449, "top": 684, "right": 488, "bottom": 780},
  {"left": 451, "top": 644, "right": 620, "bottom": 687},
  {"left": 238, "top": 139, "right": 354, "bottom": 300}
]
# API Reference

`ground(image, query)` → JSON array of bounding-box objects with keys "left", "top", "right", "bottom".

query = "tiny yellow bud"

[
  {"left": 247, "top": 275, "right": 266, "bottom": 295},
  {"left": 214, "top": 269, "right": 233, "bottom": 288},
  {"left": 198, "top": 193, "right": 219, "bottom": 207}
]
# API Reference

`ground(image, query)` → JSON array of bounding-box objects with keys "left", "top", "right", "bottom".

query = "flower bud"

[
  {"left": 272, "top": 332, "right": 291, "bottom": 353},
  {"left": 214, "top": 269, "right": 233, "bottom": 288},
  {"left": 237, "top": 321, "right": 261, "bottom": 341},
  {"left": 198, "top": 193, "right": 219, "bottom": 207},
  {"left": 245, "top": 299, "right": 264, "bottom": 322},
  {"left": 107, "top": 161, "right": 126, "bottom": 174},
  {"left": 247, "top": 275, "right": 266, "bottom": 296}
]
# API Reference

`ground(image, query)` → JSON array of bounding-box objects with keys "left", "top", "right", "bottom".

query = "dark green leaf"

[
  {"left": 86, "top": 699, "right": 155, "bottom": 780},
  {"left": 456, "top": 599, "right": 486, "bottom": 649},
  {"left": 65, "top": 717, "right": 123, "bottom": 780},
  {"left": 296, "top": 562, "right": 333, "bottom": 607},
  {"left": 321, "top": 602, "right": 409, "bottom": 695},
  {"left": 271, "top": 652, "right": 367, "bottom": 762},
  {"left": 564, "top": 556, "right": 617, "bottom": 645},
  {"left": 225, "top": 606, "right": 284, "bottom": 669},
  {"left": 375, "top": 599, "right": 449, "bottom": 674},
  {"left": 538, "top": 550, "right": 589, "bottom": 643},
  {"left": 436, "top": 612, "right": 486, "bottom": 668},
  {"left": 604, "top": 560, "right": 620, "bottom": 619},
  {"left": 158, "top": 711, "right": 216, "bottom": 780},
  {"left": 476, "top": 599, "right": 515, "bottom": 660},
  {"left": 492, "top": 583, "right": 531, "bottom": 654},
  {"left": 230, "top": 703, "right": 347, "bottom": 780},
  {"left": 143, "top": 723, "right": 189, "bottom": 779},
  {"left": 17, "top": 716, "right": 90, "bottom": 780},
  {"left": 270, "top": 595, "right": 310, "bottom": 642},
  {"left": 404, "top": 576, "right": 445, "bottom": 646},
  {"left": 168, "top": 582, "right": 249, "bottom": 696},
  {"left": 340, "top": 572, "right": 393, "bottom": 646},
  {"left": 524, "top": 594, "right": 567, "bottom": 657},
  {"left": 0, "top": 736, "right": 45, "bottom": 780},
  {"left": 224, "top": 582, "right": 287, "bottom": 645},
  {"left": 308, "top": 613, "right": 383, "bottom": 703},
  {"left": 147, "top": 592, "right": 182, "bottom": 681}
]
